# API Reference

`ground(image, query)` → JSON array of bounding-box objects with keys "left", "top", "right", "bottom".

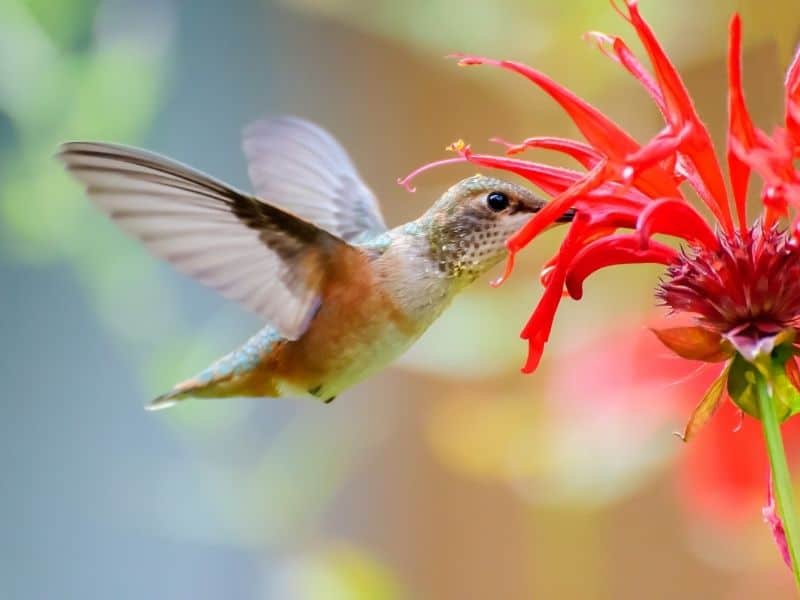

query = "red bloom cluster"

[
  {"left": 400, "top": 0, "right": 800, "bottom": 381},
  {"left": 658, "top": 227, "right": 800, "bottom": 362}
]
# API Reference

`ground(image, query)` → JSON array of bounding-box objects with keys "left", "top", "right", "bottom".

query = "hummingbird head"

[{"left": 423, "top": 174, "right": 572, "bottom": 282}]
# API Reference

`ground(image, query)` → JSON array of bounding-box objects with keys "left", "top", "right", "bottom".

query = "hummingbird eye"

[{"left": 486, "top": 191, "right": 510, "bottom": 212}]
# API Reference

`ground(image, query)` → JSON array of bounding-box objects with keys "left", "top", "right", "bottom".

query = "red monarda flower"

[{"left": 401, "top": 0, "right": 800, "bottom": 436}]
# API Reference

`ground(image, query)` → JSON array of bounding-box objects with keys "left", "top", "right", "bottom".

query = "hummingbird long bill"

[{"left": 58, "top": 117, "right": 574, "bottom": 409}]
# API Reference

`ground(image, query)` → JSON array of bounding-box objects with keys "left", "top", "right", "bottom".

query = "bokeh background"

[{"left": 2, "top": 0, "right": 800, "bottom": 598}]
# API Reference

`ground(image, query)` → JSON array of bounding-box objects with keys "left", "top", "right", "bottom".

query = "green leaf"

[
  {"left": 676, "top": 364, "right": 729, "bottom": 442},
  {"left": 727, "top": 353, "right": 761, "bottom": 419},
  {"left": 771, "top": 362, "right": 800, "bottom": 422}
]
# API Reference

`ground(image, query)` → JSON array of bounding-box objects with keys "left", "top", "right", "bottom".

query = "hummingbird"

[{"left": 58, "top": 116, "right": 572, "bottom": 409}]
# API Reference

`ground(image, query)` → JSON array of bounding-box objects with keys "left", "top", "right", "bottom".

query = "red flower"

[
  {"left": 400, "top": 0, "right": 800, "bottom": 435},
  {"left": 550, "top": 318, "right": 800, "bottom": 533}
]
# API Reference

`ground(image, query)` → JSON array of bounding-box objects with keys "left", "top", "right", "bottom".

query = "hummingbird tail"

[
  {"left": 146, "top": 327, "right": 285, "bottom": 411},
  {"left": 146, "top": 373, "right": 246, "bottom": 410},
  {"left": 147, "top": 387, "right": 193, "bottom": 411}
]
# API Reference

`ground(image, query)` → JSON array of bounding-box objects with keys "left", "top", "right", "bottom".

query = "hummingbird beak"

[
  {"left": 524, "top": 202, "right": 576, "bottom": 223},
  {"left": 556, "top": 208, "right": 576, "bottom": 223},
  {"left": 514, "top": 191, "right": 575, "bottom": 223}
]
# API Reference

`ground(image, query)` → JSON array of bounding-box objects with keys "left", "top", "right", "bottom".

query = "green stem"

[{"left": 757, "top": 376, "right": 800, "bottom": 591}]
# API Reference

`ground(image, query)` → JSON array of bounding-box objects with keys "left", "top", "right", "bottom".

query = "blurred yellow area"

[{"left": 2, "top": 0, "right": 799, "bottom": 597}]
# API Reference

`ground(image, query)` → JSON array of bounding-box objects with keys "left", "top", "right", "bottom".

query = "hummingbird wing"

[
  {"left": 242, "top": 116, "right": 387, "bottom": 242},
  {"left": 58, "top": 141, "right": 355, "bottom": 340}
]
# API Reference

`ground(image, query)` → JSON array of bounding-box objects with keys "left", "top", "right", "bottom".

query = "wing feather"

[
  {"left": 58, "top": 141, "right": 352, "bottom": 339},
  {"left": 242, "top": 116, "right": 387, "bottom": 242}
]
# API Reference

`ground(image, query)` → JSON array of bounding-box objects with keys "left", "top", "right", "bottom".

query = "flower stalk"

[{"left": 757, "top": 373, "right": 800, "bottom": 589}]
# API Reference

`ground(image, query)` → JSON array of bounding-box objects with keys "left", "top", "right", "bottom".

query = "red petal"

[
  {"left": 727, "top": 14, "right": 757, "bottom": 233},
  {"left": 623, "top": 0, "right": 733, "bottom": 233},
  {"left": 636, "top": 198, "right": 719, "bottom": 249},
  {"left": 586, "top": 30, "right": 701, "bottom": 193},
  {"left": 454, "top": 53, "right": 682, "bottom": 200},
  {"left": 490, "top": 136, "right": 602, "bottom": 169},
  {"left": 786, "top": 45, "right": 800, "bottom": 104},
  {"left": 518, "top": 215, "right": 595, "bottom": 372},
  {"left": 564, "top": 233, "right": 677, "bottom": 300},
  {"left": 785, "top": 43, "right": 800, "bottom": 140},
  {"left": 584, "top": 31, "right": 668, "bottom": 119},
  {"left": 462, "top": 151, "right": 584, "bottom": 196},
  {"left": 459, "top": 152, "right": 657, "bottom": 287},
  {"left": 623, "top": 1, "right": 695, "bottom": 125},
  {"left": 520, "top": 266, "right": 567, "bottom": 372},
  {"left": 624, "top": 122, "right": 692, "bottom": 175},
  {"left": 506, "top": 159, "right": 613, "bottom": 258},
  {"left": 454, "top": 54, "right": 638, "bottom": 160},
  {"left": 396, "top": 156, "right": 468, "bottom": 192},
  {"left": 574, "top": 202, "right": 640, "bottom": 230}
]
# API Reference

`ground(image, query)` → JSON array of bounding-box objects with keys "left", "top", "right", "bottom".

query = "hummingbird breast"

[
  {"left": 252, "top": 232, "right": 455, "bottom": 399},
  {"left": 172, "top": 229, "right": 460, "bottom": 403}
]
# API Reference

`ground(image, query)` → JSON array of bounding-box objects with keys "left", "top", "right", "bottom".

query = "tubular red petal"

[
  {"left": 462, "top": 151, "right": 585, "bottom": 196},
  {"left": 727, "top": 14, "right": 757, "bottom": 234},
  {"left": 521, "top": 262, "right": 567, "bottom": 372},
  {"left": 396, "top": 156, "right": 468, "bottom": 192},
  {"left": 624, "top": 122, "right": 693, "bottom": 176},
  {"left": 584, "top": 31, "right": 668, "bottom": 118},
  {"left": 455, "top": 54, "right": 638, "bottom": 160},
  {"left": 565, "top": 233, "right": 677, "bottom": 300},
  {"left": 786, "top": 45, "right": 800, "bottom": 102},
  {"left": 458, "top": 151, "right": 654, "bottom": 289},
  {"left": 518, "top": 216, "right": 594, "bottom": 372},
  {"left": 785, "top": 44, "right": 800, "bottom": 139},
  {"left": 468, "top": 151, "right": 654, "bottom": 206},
  {"left": 506, "top": 160, "right": 613, "bottom": 256},
  {"left": 538, "top": 261, "right": 558, "bottom": 288},
  {"left": 455, "top": 52, "right": 684, "bottom": 200},
  {"left": 576, "top": 206, "right": 639, "bottom": 231},
  {"left": 636, "top": 198, "right": 718, "bottom": 249},
  {"left": 490, "top": 251, "right": 517, "bottom": 289},
  {"left": 788, "top": 101, "right": 800, "bottom": 148},
  {"left": 623, "top": 0, "right": 733, "bottom": 233},
  {"left": 623, "top": 1, "right": 693, "bottom": 124},
  {"left": 585, "top": 29, "right": 705, "bottom": 193},
  {"left": 490, "top": 136, "right": 602, "bottom": 169}
]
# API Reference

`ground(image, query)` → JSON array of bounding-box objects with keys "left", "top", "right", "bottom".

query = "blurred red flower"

[{"left": 553, "top": 318, "right": 800, "bottom": 528}]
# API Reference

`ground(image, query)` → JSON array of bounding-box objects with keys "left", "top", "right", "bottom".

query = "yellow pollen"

[{"left": 447, "top": 139, "right": 467, "bottom": 153}]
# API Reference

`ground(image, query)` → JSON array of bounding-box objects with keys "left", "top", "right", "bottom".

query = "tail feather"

[
  {"left": 147, "top": 378, "right": 204, "bottom": 410},
  {"left": 146, "top": 370, "right": 240, "bottom": 411},
  {"left": 147, "top": 389, "right": 190, "bottom": 411},
  {"left": 146, "top": 326, "right": 284, "bottom": 410}
]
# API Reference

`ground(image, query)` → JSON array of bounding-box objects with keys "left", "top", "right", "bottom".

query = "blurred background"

[{"left": 2, "top": 0, "right": 800, "bottom": 597}]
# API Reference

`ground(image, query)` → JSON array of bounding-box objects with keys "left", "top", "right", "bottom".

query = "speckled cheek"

[{"left": 452, "top": 225, "right": 503, "bottom": 277}]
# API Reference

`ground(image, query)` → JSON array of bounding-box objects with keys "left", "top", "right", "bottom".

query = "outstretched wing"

[
  {"left": 242, "top": 116, "right": 387, "bottom": 242},
  {"left": 58, "top": 141, "right": 352, "bottom": 340}
]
